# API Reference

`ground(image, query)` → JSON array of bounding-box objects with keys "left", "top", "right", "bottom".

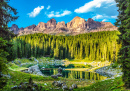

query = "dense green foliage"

[
  {"left": 0, "top": 38, "right": 8, "bottom": 89},
  {"left": 11, "top": 31, "right": 121, "bottom": 62},
  {"left": 115, "top": 0, "right": 130, "bottom": 88},
  {"left": 0, "top": 0, "right": 18, "bottom": 90}
]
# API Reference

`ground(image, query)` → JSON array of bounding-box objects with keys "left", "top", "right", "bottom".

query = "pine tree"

[
  {"left": 115, "top": 0, "right": 130, "bottom": 88},
  {"left": 0, "top": 0, "right": 18, "bottom": 89}
]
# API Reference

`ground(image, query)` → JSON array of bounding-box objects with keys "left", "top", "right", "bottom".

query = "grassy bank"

[
  {"left": 2, "top": 70, "right": 95, "bottom": 91},
  {"left": 3, "top": 70, "right": 128, "bottom": 91},
  {"left": 74, "top": 77, "right": 128, "bottom": 91}
]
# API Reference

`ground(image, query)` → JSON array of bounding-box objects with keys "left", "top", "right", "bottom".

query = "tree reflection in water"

[{"left": 41, "top": 68, "right": 107, "bottom": 80}]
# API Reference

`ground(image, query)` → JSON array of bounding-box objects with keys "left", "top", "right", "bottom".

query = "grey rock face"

[
  {"left": 86, "top": 18, "right": 101, "bottom": 29},
  {"left": 56, "top": 21, "right": 66, "bottom": 28},
  {"left": 10, "top": 24, "right": 19, "bottom": 34},
  {"left": 46, "top": 18, "right": 56, "bottom": 30},
  {"left": 34, "top": 22, "right": 46, "bottom": 31}
]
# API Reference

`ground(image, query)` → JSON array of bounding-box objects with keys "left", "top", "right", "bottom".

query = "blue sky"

[{"left": 8, "top": 0, "right": 118, "bottom": 28}]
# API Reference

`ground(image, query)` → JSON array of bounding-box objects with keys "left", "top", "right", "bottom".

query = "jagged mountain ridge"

[{"left": 9, "top": 16, "right": 117, "bottom": 35}]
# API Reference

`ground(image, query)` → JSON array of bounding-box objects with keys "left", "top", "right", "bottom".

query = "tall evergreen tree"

[
  {"left": 115, "top": 0, "right": 130, "bottom": 88},
  {"left": 0, "top": 0, "right": 18, "bottom": 89}
]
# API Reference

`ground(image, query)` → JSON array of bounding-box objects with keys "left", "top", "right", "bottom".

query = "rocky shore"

[{"left": 95, "top": 64, "right": 123, "bottom": 79}]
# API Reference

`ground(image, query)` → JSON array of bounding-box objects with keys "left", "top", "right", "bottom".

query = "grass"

[
  {"left": 7, "top": 63, "right": 27, "bottom": 71},
  {"left": 14, "top": 58, "right": 34, "bottom": 63},
  {"left": 74, "top": 77, "right": 128, "bottom": 91}
]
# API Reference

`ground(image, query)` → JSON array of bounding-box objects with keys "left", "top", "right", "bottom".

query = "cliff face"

[
  {"left": 67, "top": 16, "right": 86, "bottom": 29},
  {"left": 10, "top": 24, "right": 19, "bottom": 34},
  {"left": 10, "top": 16, "right": 118, "bottom": 35},
  {"left": 34, "top": 22, "right": 46, "bottom": 32},
  {"left": 46, "top": 18, "right": 56, "bottom": 30}
]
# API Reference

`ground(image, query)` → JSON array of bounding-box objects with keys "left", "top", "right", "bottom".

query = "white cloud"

[
  {"left": 96, "top": 4, "right": 101, "bottom": 8},
  {"left": 47, "top": 10, "right": 72, "bottom": 18},
  {"left": 74, "top": 0, "right": 116, "bottom": 13},
  {"left": 92, "top": 14, "right": 104, "bottom": 20},
  {"left": 28, "top": 6, "right": 44, "bottom": 17},
  {"left": 47, "top": 5, "right": 51, "bottom": 10},
  {"left": 111, "top": 16, "right": 117, "bottom": 19},
  {"left": 102, "top": 19, "right": 107, "bottom": 22},
  {"left": 92, "top": 14, "right": 117, "bottom": 22},
  {"left": 92, "top": 14, "right": 110, "bottom": 20}
]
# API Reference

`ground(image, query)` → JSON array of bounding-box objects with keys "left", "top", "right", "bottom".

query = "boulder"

[
  {"left": 51, "top": 75, "right": 58, "bottom": 79},
  {"left": 11, "top": 86, "right": 18, "bottom": 90},
  {"left": 56, "top": 73, "right": 63, "bottom": 77},
  {"left": 69, "top": 87, "right": 73, "bottom": 91},
  {"left": 62, "top": 85, "right": 68, "bottom": 90},
  {"left": 33, "top": 83, "right": 38, "bottom": 87},
  {"left": 28, "top": 65, "right": 43, "bottom": 76},
  {"left": 72, "top": 84, "right": 77, "bottom": 89},
  {"left": 52, "top": 81, "right": 56, "bottom": 85}
]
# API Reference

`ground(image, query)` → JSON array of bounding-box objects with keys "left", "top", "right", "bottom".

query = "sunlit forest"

[{"left": 11, "top": 31, "right": 121, "bottom": 61}]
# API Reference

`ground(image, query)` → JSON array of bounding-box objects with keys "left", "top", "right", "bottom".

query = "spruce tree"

[
  {"left": 115, "top": 0, "right": 130, "bottom": 88},
  {"left": 0, "top": 0, "right": 18, "bottom": 89}
]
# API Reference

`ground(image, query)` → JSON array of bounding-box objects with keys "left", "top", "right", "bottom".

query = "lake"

[{"left": 40, "top": 64, "right": 108, "bottom": 80}]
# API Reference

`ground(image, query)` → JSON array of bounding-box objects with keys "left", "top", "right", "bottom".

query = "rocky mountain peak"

[
  {"left": 10, "top": 17, "right": 117, "bottom": 35},
  {"left": 47, "top": 18, "right": 56, "bottom": 24},
  {"left": 67, "top": 16, "right": 86, "bottom": 29},
  {"left": 11, "top": 24, "right": 18, "bottom": 28},
  {"left": 46, "top": 18, "right": 57, "bottom": 30},
  {"left": 87, "top": 18, "right": 95, "bottom": 23},
  {"left": 10, "top": 24, "right": 19, "bottom": 34},
  {"left": 26, "top": 24, "right": 36, "bottom": 29},
  {"left": 72, "top": 16, "right": 85, "bottom": 22}
]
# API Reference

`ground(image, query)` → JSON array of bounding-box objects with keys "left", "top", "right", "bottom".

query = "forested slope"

[{"left": 11, "top": 31, "right": 121, "bottom": 62}]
